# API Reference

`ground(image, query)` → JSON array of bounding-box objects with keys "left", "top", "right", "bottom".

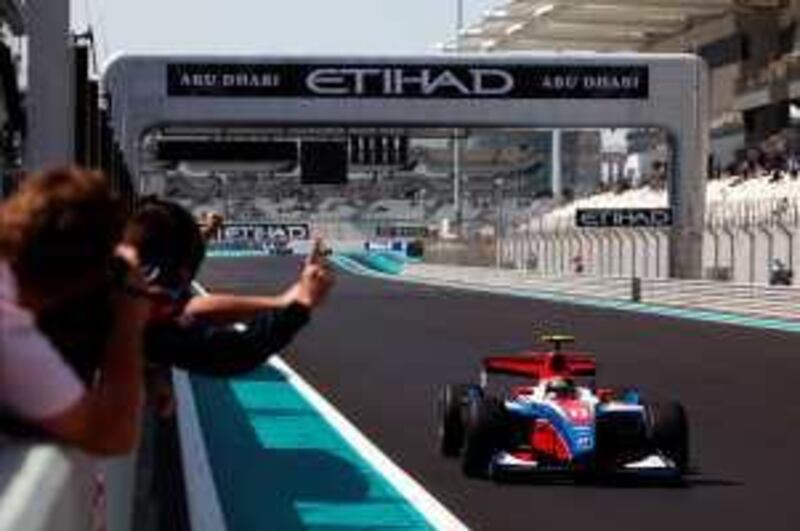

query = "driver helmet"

[{"left": 545, "top": 377, "right": 577, "bottom": 399}]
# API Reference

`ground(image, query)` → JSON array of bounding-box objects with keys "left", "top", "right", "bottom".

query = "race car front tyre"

[
  {"left": 646, "top": 401, "right": 689, "bottom": 473},
  {"left": 461, "top": 395, "right": 508, "bottom": 478},
  {"left": 438, "top": 383, "right": 474, "bottom": 457}
]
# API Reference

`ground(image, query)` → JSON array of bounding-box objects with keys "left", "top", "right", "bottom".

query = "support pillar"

[
  {"left": 552, "top": 129, "right": 562, "bottom": 201},
  {"left": 26, "top": 0, "right": 74, "bottom": 170},
  {"left": 669, "top": 62, "right": 708, "bottom": 279}
]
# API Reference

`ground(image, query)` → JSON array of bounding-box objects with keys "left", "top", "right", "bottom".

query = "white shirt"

[{"left": 0, "top": 261, "right": 85, "bottom": 420}]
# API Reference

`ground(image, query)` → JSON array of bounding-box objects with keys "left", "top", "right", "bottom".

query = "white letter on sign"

[{"left": 307, "top": 69, "right": 348, "bottom": 95}]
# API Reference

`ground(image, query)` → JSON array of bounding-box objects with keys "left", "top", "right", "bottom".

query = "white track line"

[
  {"left": 192, "top": 280, "right": 468, "bottom": 530},
  {"left": 269, "top": 356, "right": 468, "bottom": 531}
]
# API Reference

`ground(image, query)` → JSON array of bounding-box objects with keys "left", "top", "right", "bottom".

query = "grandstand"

[
  {"left": 452, "top": 0, "right": 800, "bottom": 177},
  {"left": 427, "top": 0, "right": 800, "bottom": 283},
  {"left": 156, "top": 128, "right": 568, "bottom": 237},
  {"left": 522, "top": 167, "right": 800, "bottom": 227}
]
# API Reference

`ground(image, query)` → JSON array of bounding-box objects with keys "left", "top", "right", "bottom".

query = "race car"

[{"left": 437, "top": 335, "right": 689, "bottom": 482}]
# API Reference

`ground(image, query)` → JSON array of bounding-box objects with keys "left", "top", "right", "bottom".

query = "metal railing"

[{"left": 496, "top": 195, "right": 800, "bottom": 285}]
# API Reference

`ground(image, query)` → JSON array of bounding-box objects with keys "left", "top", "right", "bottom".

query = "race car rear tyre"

[
  {"left": 461, "top": 395, "right": 508, "bottom": 478},
  {"left": 646, "top": 401, "right": 689, "bottom": 473},
  {"left": 438, "top": 383, "right": 477, "bottom": 457}
]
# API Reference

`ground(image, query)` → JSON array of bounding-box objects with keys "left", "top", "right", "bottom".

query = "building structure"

[{"left": 449, "top": 0, "right": 800, "bottom": 176}]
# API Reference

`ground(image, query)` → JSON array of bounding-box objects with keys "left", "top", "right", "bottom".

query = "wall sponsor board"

[
  {"left": 576, "top": 208, "right": 673, "bottom": 228},
  {"left": 220, "top": 223, "right": 311, "bottom": 242},
  {"left": 375, "top": 225, "right": 430, "bottom": 238},
  {"left": 167, "top": 63, "right": 649, "bottom": 100}
]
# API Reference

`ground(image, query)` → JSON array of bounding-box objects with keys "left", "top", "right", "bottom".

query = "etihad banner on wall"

[
  {"left": 219, "top": 223, "right": 311, "bottom": 242},
  {"left": 576, "top": 208, "right": 673, "bottom": 228},
  {"left": 375, "top": 226, "right": 430, "bottom": 238},
  {"left": 167, "top": 63, "right": 649, "bottom": 99}
]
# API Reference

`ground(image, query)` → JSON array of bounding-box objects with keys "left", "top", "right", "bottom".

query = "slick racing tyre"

[
  {"left": 438, "top": 383, "right": 479, "bottom": 457},
  {"left": 646, "top": 401, "right": 689, "bottom": 473},
  {"left": 461, "top": 395, "right": 508, "bottom": 478}
]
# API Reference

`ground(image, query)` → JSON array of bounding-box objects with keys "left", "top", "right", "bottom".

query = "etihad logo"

[
  {"left": 576, "top": 208, "right": 673, "bottom": 228},
  {"left": 305, "top": 67, "right": 515, "bottom": 96},
  {"left": 221, "top": 224, "right": 310, "bottom": 242}
]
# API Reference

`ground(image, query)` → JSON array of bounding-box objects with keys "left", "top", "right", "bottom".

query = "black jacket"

[
  {"left": 44, "top": 301, "right": 311, "bottom": 384},
  {"left": 145, "top": 302, "right": 311, "bottom": 376}
]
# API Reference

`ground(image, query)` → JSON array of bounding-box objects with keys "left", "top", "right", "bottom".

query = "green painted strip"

[
  {"left": 332, "top": 255, "right": 800, "bottom": 334},
  {"left": 190, "top": 367, "right": 432, "bottom": 531},
  {"left": 295, "top": 501, "right": 431, "bottom": 529},
  {"left": 342, "top": 252, "right": 406, "bottom": 275}
]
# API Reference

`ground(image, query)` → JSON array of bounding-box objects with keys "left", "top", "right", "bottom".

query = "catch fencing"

[{"left": 498, "top": 196, "right": 800, "bottom": 284}]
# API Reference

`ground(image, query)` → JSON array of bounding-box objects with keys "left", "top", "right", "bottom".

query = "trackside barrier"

[
  {"left": 0, "top": 444, "right": 93, "bottom": 531},
  {"left": 404, "top": 263, "right": 800, "bottom": 322},
  {"left": 172, "top": 370, "right": 226, "bottom": 531},
  {"left": 344, "top": 252, "right": 407, "bottom": 275},
  {"left": 502, "top": 195, "right": 800, "bottom": 285},
  {"left": 0, "top": 375, "right": 212, "bottom": 531},
  {"left": 0, "top": 439, "right": 141, "bottom": 531}
]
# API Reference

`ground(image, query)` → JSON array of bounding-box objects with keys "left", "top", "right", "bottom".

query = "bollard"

[{"left": 631, "top": 277, "right": 642, "bottom": 303}]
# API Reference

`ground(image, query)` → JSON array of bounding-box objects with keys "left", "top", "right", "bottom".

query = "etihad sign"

[
  {"left": 167, "top": 63, "right": 649, "bottom": 99},
  {"left": 305, "top": 67, "right": 515, "bottom": 97},
  {"left": 576, "top": 208, "right": 673, "bottom": 228}
]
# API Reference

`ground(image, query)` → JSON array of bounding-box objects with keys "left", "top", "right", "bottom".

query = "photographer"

[
  {"left": 0, "top": 167, "right": 150, "bottom": 455},
  {"left": 122, "top": 197, "right": 333, "bottom": 375},
  {"left": 118, "top": 198, "right": 334, "bottom": 528}
]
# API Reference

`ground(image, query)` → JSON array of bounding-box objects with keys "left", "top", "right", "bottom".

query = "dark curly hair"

[
  {"left": 123, "top": 196, "right": 206, "bottom": 287},
  {"left": 0, "top": 166, "right": 124, "bottom": 294}
]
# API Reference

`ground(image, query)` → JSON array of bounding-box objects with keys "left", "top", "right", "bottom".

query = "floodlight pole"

[{"left": 452, "top": 0, "right": 464, "bottom": 238}]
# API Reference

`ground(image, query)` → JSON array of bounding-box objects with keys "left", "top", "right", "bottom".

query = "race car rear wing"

[{"left": 482, "top": 352, "right": 596, "bottom": 381}]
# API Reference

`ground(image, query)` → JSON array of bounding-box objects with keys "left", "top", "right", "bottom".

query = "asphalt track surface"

[{"left": 199, "top": 256, "right": 800, "bottom": 531}]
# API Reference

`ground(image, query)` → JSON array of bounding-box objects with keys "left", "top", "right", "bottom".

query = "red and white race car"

[{"left": 438, "top": 335, "right": 689, "bottom": 482}]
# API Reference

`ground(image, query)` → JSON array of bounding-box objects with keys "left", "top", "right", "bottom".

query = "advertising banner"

[
  {"left": 219, "top": 223, "right": 311, "bottom": 242},
  {"left": 576, "top": 208, "right": 673, "bottom": 228},
  {"left": 167, "top": 63, "right": 649, "bottom": 100}
]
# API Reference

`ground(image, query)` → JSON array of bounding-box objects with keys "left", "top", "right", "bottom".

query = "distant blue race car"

[{"left": 438, "top": 335, "right": 689, "bottom": 482}]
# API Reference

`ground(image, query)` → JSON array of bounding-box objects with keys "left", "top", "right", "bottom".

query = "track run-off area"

[{"left": 195, "top": 255, "right": 800, "bottom": 531}]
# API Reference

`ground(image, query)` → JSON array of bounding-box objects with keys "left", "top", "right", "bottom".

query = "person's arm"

[
  {"left": 146, "top": 302, "right": 311, "bottom": 376},
  {"left": 182, "top": 292, "right": 292, "bottom": 324},
  {"left": 182, "top": 238, "right": 334, "bottom": 324},
  {"left": 31, "top": 261, "right": 150, "bottom": 455}
]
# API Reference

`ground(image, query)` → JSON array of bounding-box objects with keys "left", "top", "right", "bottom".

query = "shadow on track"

[
  {"left": 190, "top": 368, "right": 373, "bottom": 531},
  {"left": 453, "top": 469, "right": 743, "bottom": 490}
]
